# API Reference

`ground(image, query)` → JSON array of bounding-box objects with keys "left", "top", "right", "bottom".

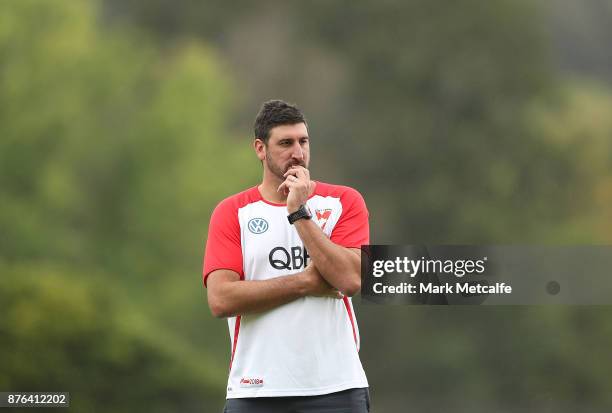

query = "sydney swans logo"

[
  {"left": 248, "top": 218, "right": 269, "bottom": 234},
  {"left": 315, "top": 209, "right": 332, "bottom": 230}
]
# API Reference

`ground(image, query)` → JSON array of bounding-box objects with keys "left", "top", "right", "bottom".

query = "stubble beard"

[{"left": 266, "top": 156, "right": 307, "bottom": 182}]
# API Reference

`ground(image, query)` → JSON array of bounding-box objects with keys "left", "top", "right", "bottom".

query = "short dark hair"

[{"left": 253, "top": 100, "right": 307, "bottom": 143}]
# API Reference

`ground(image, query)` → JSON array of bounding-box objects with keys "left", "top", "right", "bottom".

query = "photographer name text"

[{"left": 372, "top": 282, "right": 512, "bottom": 295}]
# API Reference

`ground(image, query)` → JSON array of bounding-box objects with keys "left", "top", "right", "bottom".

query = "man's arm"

[
  {"left": 293, "top": 219, "right": 362, "bottom": 296},
  {"left": 280, "top": 166, "right": 365, "bottom": 296},
  {"left": 206, "top": 264, "right": 342, "bottom": 318}
]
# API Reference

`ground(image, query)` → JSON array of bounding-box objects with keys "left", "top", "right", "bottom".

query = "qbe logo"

[
  {"left": 269, "top": 246, "right": 309, "bottom": 270},
  {"left": 248, "top": 218, "right": 269, "bottom": 234}
]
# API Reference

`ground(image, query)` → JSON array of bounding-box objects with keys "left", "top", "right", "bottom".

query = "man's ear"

[{"left": 254, "top": 138, "right": 266, "bottom": 161}]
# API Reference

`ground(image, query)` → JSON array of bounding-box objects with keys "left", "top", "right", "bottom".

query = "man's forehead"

[{"left": 269, "top": 123, "right": 309, "bottom": 140}]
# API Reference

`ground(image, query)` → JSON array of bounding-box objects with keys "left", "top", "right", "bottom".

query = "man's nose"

[{"left": 290, "top": 142, "right": 304, "bottom": 160}]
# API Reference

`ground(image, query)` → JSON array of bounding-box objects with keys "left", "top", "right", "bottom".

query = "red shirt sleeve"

[
  {"left": 330, "top": 187, "right": 369, "bottom": 248},
  {"left": 202, "top": 198, "right": 244, "bottom": 287}
]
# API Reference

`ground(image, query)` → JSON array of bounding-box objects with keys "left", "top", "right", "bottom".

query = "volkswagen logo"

[{"left": 248, "top": 218, "right": 269, "bottom": 234}]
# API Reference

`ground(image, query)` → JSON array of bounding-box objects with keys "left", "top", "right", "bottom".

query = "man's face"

[{"left": 256, "top": 123, "right": 310, "bottom": 181}]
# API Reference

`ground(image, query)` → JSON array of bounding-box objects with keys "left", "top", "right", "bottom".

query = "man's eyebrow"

[{"left": 278, "top": 136, "right": 309, "bottom": 141}]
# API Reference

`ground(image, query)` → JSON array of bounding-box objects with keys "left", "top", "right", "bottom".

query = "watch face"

[{"left": 303, "top": 205, "right": 312, "bottom": 219}]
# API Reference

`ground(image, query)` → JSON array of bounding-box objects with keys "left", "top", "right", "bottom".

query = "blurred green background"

[{"left": 1, "top": 0, "right": 612, "bottom": 412}]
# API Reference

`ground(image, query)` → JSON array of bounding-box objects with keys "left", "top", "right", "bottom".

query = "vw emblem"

[{"left": 248, "top": 218, "right": 269, "bottom": 234}]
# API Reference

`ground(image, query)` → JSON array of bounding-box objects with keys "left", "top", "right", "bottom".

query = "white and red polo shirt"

[{"left": 203, "top": 181, "right": 369, "bottom": 398}]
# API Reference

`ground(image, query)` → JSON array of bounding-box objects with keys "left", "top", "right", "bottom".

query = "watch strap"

[{"left": 287, "top": 205, "right": 312, "bottom": 224}]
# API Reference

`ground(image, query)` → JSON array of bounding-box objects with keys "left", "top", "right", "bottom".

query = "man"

[{"left": 203, "top": 100, "right": 370, "bottom": 412}]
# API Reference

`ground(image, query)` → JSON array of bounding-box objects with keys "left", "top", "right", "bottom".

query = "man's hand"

[
  {"left": 278, "top": 166, "right": 312, "bottom": 213},
  {"left": 300, "top": 263, "right": 344, "bottom": 299}
]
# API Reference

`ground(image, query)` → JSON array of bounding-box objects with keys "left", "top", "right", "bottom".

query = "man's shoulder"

[
  {"left": 213, "top": 186, "right": 262, "bottom": 214},
  {"left": 314, "top": 181, "right": 366, "bottom": 203}
]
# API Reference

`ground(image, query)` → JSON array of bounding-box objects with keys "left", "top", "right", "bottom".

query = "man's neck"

[{"left": 258, "top": 177, "right": 287, "bottom": 204}]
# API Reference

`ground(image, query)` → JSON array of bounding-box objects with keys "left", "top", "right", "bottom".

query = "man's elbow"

[
  {"left": 341, "top": 277, "right": 361, "bottom": 297},
  {"left": 208, "top": 299, "right": 232, "bottom": 318}
]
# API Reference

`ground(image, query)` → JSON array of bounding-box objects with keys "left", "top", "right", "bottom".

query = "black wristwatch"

[{"left": 287, "top": 204, "right": 312, "bottom": 224}]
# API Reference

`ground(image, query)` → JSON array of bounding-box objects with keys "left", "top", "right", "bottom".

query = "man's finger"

[
  {"left": 284, "top": 180, "right": 300, "bottom": 190},
  {"left": 284, "top": 166, "right": 308, "bottom": 178},
  {"left": 278, "top": 181, "right": 294, "bottom": 192},
  {"left": 283, "top": 166, "right": 301, "bottom": 177},
  {"left": 293, "top": 167, "right": 309, "bottom": 180},
  {"left": 278, "top": 179, "right": 300, "bottom": 194}
]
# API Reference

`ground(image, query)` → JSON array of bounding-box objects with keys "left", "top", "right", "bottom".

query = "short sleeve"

[
  {"left": 202, "top": 199, "right": 243, "bottom": 287},
  {"left": 330, "top": 188, "right": 369, "bottom": 248}
]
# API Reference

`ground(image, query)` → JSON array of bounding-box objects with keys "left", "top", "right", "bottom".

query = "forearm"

[
  {"left": 209, "top": 273, "right": 307, "bottom": 318},
  {"left": 293, "top": 219, "right": 361, "bottom": 295}
]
